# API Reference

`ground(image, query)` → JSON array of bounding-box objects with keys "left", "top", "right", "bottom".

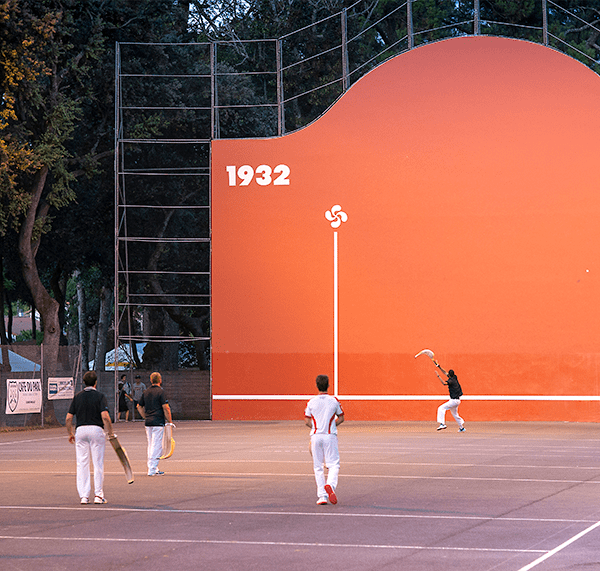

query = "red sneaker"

[{"left": 324, "top": 485, "right": 337, "bottom": 505}]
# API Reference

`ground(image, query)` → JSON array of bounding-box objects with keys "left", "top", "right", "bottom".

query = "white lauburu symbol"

[{"left": 325, "top": 205, "right": 348, "bottom": 229}]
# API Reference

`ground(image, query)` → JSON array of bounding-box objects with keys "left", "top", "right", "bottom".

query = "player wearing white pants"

[
  {"left": 137, "top": 372, "right": 173, "bottom": 476},
  {"left": 435, "top": 366, "right": 465, "bottom": 432},
  {"left": 66, "top": 371, "right": 114, "bottom": 504},
  {"left": 145, "top": 425, "right": 165, "bottom": 475},
  {"left": 304, "top": 375, "right": 344, "bottom": 505},
  {"left": 437, "top": 399, "right": 464, "bottom": 428},
  {"left": 311, "top": 433, "right": 341, "bottom": 501},
  {"left": 75, "top": 425, "right": 106, "bottom": 500}
]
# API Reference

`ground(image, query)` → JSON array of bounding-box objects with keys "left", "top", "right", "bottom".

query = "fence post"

[
  {"left": 341, "top": 8, "right": 349, "bottom": 91},
  {"left": 211, "top": 42, "right": 219, "bottom": 139},
  {"left": 542, "top": 0, "right": 548, "bottom": 45},
  {"left": 407, "top": 0, "right": 414, "bottom": 49},
  {"left": 474, "top": 0, "right": 480, "bottom": 35},
  {"left": 277, "top": 39, "right": 284, "bottom": 136}
]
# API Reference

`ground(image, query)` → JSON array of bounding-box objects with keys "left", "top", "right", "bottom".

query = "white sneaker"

[
  {"left": 437, "top": 424, "right": 447, "bottom": 431},
  {"left": 80, "top": 497, "right": 89, "bottom": 505},
  {"left": 94, "top": 496, "right": 107, "bottom": 504},
  {"left": 316, "top": 498, "right": 328, "bottom": 505}
]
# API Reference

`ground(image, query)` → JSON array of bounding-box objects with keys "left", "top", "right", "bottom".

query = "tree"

[
  {"left": 1, "top": 0, "right": 191, "bottom": 420},
  {"left": 1, "top": 0, "right": 120, "bottom": 422}
]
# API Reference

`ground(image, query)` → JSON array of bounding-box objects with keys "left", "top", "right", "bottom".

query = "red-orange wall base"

[{"left": 212, "top": 399, "right": 600, "bottom": 423}]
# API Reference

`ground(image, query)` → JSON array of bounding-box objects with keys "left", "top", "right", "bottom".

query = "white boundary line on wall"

[{"left": 213, "top": 395, "right": 600, "bottom": 401}]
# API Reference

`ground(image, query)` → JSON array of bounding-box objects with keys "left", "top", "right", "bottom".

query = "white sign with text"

[{"left": 5, "top": 379, "right": 42, "bottom": 414}]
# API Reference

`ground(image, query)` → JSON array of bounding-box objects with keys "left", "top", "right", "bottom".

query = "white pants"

[
  {"left": 146, "top": 425, "right": 165, "bottom": 474},
  {"left": 437, "top": 399, "right": 464, "bottom": 428},
  {"left": 311, "top": 433, "right": 340, "bottom": 500},
  {"left": 75, "top": 425, "right": 106, "bottom": 500}
]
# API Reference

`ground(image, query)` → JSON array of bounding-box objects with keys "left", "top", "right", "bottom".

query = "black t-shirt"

[
  {"left": 68, "top": 387, "right": 109, "bottom": 428},
  {"left": 138, "top": 385, "right": 168, "bottom": 426},
  {"left": 447, "top": 376, "right": 463, "bottom": 400}
]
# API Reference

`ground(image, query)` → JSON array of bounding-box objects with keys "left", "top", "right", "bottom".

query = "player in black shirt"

[
  {"left": 137, "top": 372, "right": 173, "bottom": 476},
  {"left": 66, "top": 371, "right": 114, "bottom": 504},
  {"left": 436, "top": 366, "right": 465, "bottom": 432}
]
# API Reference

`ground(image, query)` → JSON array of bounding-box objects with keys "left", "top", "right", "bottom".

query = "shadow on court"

[{"left": 1, "top": 421, "right": 600, "bottom": 571}]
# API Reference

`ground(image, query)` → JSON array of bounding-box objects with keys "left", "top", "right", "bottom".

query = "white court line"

[
  {"left": 0, "top": 504, "right": 595, "bottom": 526},
  {"left": 159, "top": 459, "right": 600, "bottom": 471},
  {"left": 0, "top": 534, "right": 546, "bottom": 553},
  {"left": 213, "top": 394, "right": 600, "bottom": 401},
  {"left": 0, "top": 436, "right": 66, "bottom": 446},
  {"left": 6, "top": 458, "right": 600, "bottom": 472},
  {"left": 517, "top": 519, "right": 600, "bottom": 571},
  {"left": 1, "top": 469, "right": 599, "bottom": 484}
]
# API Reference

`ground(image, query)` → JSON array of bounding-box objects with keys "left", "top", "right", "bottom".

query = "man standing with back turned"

[
  {"left": 66, "top": 371, "right": 114, "bottom": 505},
  {"left": 304, "top": 374, "right": 344, "bottom": 505},
  {"left": 137, "top": 372, "right": 172, "bottom": 476}
]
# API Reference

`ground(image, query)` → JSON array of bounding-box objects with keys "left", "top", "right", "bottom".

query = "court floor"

[{"left": 1, "top": 420, "right": 600, "bottom": 570}]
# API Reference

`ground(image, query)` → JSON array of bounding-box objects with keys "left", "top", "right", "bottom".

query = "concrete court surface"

[{"left": 1, "top": 420, "right": 600, "bottom": 571}]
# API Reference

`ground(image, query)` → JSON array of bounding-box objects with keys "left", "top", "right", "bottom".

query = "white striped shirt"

[{"left": 305, "top": 394, "right": 344, "bottom": 435}]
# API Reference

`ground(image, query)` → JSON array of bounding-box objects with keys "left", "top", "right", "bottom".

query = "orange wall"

[{"left": 211, "top": 37, "right": 600, "bottom": 421}]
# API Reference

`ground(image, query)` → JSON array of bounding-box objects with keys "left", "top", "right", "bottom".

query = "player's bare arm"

[
  {"left": 101, "top": 410, "right": 115, "bottom": 438},
  {"left": 305, "top": 416, "right": 312, "bottom": 428},
  {"left": 163, "top": 403, "right": 173, "bottom": 424},
  {"left": 136, "top": 404, "right": 146, "bottom": 419},
  {"left": 65, "top": 413, "right": 75, "bottom": 444},
  {"left": 335, "top": 414, "right": 344, "bottom": 426}
]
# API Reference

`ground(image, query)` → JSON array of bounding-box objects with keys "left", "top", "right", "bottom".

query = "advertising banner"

[
  {"left": 5, "top": 379, "right": 42, "bottom": 414},
  {"left": 48, "top": 377, "right": 74, "bottom": 400}
]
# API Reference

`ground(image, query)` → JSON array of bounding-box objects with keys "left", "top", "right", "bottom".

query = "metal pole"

[
  {"left": 211, "top": 42, "right": 219, "bottom": 139},
  {"left": 114, "top": 41, "right": 120, "bottom": 400},
  {"left": 341, "top": 8, "right": 349, "bottom": 91},
  {"left": 474, "top": 0, "right": 480, "bottom": 35},
  {"left": 277, "top": 39, "right": 284, "bottom": 136},
  {"left": 407, "top": 0, "right": 414, "bottom": 50},
  {"left": 40, "top": 344, "right": 44, "bottom": 427},
  {"left": 542, "top": 0, "right": 548, "bottom": 46}
]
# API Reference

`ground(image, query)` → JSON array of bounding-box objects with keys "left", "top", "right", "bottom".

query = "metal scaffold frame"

[{"left": 114, "top": 0, "right": 600, "bottom": 385}]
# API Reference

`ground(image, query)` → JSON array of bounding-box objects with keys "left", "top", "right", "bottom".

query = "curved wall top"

[{"left": 211, "top": 36, "right": 600, "bottom": 421}]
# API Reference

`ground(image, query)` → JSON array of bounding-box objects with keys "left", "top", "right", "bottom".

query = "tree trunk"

[
  {"left": 51, "top": 264, "right": 68, "bottom": 345},
  {"left": 6, "top": 291, "right": 14, "bottom": 341},
  {"left": 88, "top": 323, "right": 97, "bottom": 367},
  {"left": 94, "top": 285, "right": 113, "bottom": 372},
  {"left": 30, "top": 302, "right": 36, "bottom": 340},
  {"left": 74, "top": 270, "right": 89, "bottom": 371},
  {"left": 17, "top": 165, "right": 59, "bottom": 425},
  {"left": 0, "top": 253, "right": 8, "bottom": 345}
]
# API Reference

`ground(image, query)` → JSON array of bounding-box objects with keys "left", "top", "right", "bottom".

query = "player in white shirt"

[{"left": 304, "top": 375, "right": 344, "bottom": 505}]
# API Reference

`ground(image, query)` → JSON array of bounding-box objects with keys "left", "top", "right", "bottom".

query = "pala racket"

[
  {"left": 415, "top": 349, "right": 439, "bottom": 367},
  {"left": 160, "top": 423, "right": 176, "bottom": 460},
  {"left": 109, "top": 435, "right": 134, "bottom": 484}
]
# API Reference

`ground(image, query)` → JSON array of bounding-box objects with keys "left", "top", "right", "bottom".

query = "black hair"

[
  {"left": 83, "top": 371, "right": 97, "bottom": 386},
  {"left": 316, "top": 374, "right": 329, "bottom": 392}
]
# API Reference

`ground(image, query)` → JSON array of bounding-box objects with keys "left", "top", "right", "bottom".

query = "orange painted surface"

[{"left": 211, "top": 37, "right": 600, "bottom": 421}]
